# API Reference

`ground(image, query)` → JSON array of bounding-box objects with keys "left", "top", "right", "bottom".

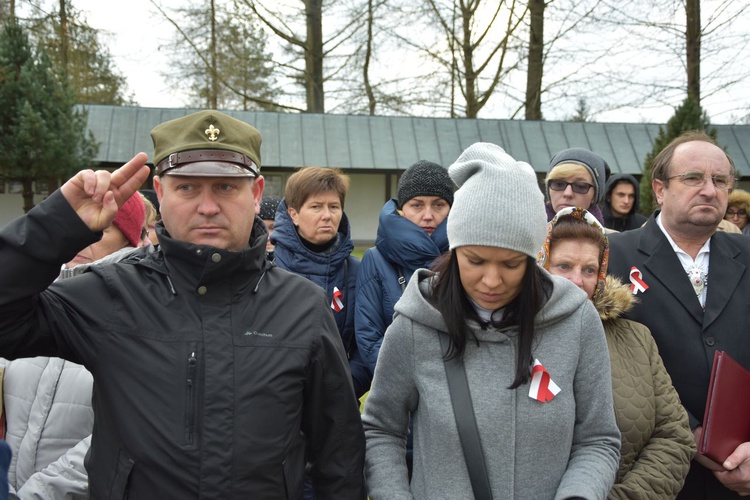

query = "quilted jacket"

[
  {"left": 3, "top": 247, "right": 148, "bottom": 499},
  {"left": 3, "top": 357, "right": 92, "bottom": 499},
  {"left": 354, "top": 198, "right": 449, "bottom": 376},
  {"left": 597, "top": 276, "right": 696, "bottom": 499}
]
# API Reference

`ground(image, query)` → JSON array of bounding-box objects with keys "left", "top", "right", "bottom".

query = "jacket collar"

[
  {"left": 704, "top": 232, "right": 744, "bottom": 328},
  {"left": 638, "top": 212, "right": 744, "bottom": 328},
  {"left": 137, "top": 218, "right": 269, "bottom": 289},
  {"left": 638, "top": 213, "right": 704, "bottom": 322},
  {"left": 594, "top": 276, "right": 635, "bottom": 321},
  {"left": 271, "top": 198, "right": 354, "bottom": 272},
  {"left": 375, "top": 199, "right": 449, "bottom": 274}
]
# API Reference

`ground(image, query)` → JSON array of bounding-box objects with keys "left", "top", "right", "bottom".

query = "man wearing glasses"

[{"left": 608, "top": 131, "right": 750, "bottom": 499}]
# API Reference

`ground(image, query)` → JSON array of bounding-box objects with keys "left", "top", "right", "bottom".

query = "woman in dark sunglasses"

[{"left": 545, "top": 147, "right": 609, "bottom": 224}]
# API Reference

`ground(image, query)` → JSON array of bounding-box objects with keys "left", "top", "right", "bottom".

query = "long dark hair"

[{"left": 431, "top": 250, "right": 549, "bottom": 389}]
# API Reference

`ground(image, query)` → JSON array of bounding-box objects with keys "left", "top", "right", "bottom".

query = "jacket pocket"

[
  {"left": 184, "top": 347, "right": 199, "bottom": 446},
  {"left": 282, "top": 435, "right": 305, "bottom": 499},
  {"left": 108, "top": 449, "right": 135, "bottom": 500}
]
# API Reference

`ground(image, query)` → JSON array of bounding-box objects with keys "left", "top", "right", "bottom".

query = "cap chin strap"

[{"left": 156, "top": 149, "right": 259, "bottom": 176}]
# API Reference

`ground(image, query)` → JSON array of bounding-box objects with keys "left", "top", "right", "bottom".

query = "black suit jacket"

[{"left": 608, "top": 213, "right": 750, "bottom": 500}]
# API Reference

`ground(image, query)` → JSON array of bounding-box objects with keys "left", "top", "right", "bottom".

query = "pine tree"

[
  {"left": 568, "top": 98, "right": 590, "bottom": 122},
  {"left": 0, "top": 22, "right": 98, "bottom": 213},
  {"left": 639, "top": 97, "right": 716, "bottom": 214},
  {"left": 22, "top": 2, "right": 131, "bottom": 105},
  {"left": 40, "top": 19, "right": 131, "bottom": 105},
  {"left": 213, "top": 11, "right": 278, "bottom": 111}
]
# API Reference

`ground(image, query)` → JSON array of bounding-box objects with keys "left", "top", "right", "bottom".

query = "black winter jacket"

[{"left": 0, "top": 191, "right": 366, "bottom": 499}]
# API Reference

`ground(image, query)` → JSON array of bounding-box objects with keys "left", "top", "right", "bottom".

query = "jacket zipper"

[{"left": 186, "top": 351, "right": 197, "bottom": 445}]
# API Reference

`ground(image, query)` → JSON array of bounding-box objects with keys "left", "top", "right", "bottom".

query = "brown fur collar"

[{"left": 594, "top": 275, "right": 636, "bottom": 321}]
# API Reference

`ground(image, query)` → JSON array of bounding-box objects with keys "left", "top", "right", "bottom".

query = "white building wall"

[
  {"left": 347, "top": 173, "right": 388, "bottom": 246},
  {"left": 0, "top": 192, "right": 46, "bottom": 229}
]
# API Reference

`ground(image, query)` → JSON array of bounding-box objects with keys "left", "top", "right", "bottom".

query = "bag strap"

[
  {"left": 397, "top": 266, "right": 407, "bottom": 292},
  {"left": 341, "top": 259, "right": 355, "bottom": 359},
  {"left": 438, "top": 333, "right": 493, "bottom": 500},
  {"left": 0, "top": 365, "right": 5, "bottom": 439}
]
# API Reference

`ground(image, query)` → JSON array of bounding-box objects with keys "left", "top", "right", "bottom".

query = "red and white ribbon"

[
  {"left": 529, "top": 359, "right": 560, "bottom": 403},
  {"left": 629, "top": 266, "right": 649, "bottom": 295},
  {"left": 330, "top": 286, "right": 344, "bottom": 312}
]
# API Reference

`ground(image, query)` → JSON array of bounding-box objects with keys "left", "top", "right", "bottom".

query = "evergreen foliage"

[
  {"left": 568, "top": 97, "right": 590, "bottom": 122},
  {"left": 0, "top": 22, "right": 98, "bottom": 212},
  {"left": 40, "top": 20, "right": 131, "bottom": 105},
  {"left": 22, "top": 2, "right": 131, "bottom": 105},
  {"left": 639, "top": 97, "right": 716, "bottom": 214}
]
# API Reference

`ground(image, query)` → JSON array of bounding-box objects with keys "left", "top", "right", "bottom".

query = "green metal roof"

[{"left": 83, "top": 104, "right": 750, "bottom": 177}]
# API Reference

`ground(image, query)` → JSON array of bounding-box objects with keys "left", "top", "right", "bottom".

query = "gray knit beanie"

[
  {"left": 547, "top": 147, "right": 608, "bottom": 204},
  {"left": 397, "top": 160, "right": 454, "bottom": 208},
  {"left": 447, "top": 143, "right": 547, "bottom": 258}
]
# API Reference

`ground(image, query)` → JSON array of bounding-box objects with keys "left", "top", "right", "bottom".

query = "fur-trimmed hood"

[
  {"left": 728, "top": 189, "right": 750, "bottom": 215},
  {"left": 595, "top": 275, "right": 635, "bottom": 321}
]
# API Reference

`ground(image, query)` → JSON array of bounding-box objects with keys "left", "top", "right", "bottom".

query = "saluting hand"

[{"left": 60, "top": 153, "right": 151, "bottom": 232}]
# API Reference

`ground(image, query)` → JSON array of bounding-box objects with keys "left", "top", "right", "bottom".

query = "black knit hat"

[
  {"left": 259, "top": 195, "right": 282, "bottom": 221},
  {"left": 397, "top": 160, "right": 454, "bottom": 208}
]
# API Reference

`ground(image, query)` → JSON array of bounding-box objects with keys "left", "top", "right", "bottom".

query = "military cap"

[{"left": 151, "top": 110, "right": 261, "bottom": 177}]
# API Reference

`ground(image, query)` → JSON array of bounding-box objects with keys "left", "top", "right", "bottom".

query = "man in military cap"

[{"left": 0, "top": 110, "right": 366, "bottom": 499}]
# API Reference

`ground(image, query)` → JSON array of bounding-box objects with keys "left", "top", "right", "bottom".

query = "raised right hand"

[{"left": 60, "top": 153, "right": 150, "bottom": 232}]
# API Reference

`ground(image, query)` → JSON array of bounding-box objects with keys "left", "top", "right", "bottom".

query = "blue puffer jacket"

[
  {"left": 355, "top": 199, "right": 449, "bottom": 376},
  {"left": 272, "top": 199, "right": 370, "bottom": 397}
]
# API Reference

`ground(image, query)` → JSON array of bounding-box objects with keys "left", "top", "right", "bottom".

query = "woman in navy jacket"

[
  {"left": 272, "top": 167, "right": 370, "bottom": 398},
  {"left": 355, "top": 160, "right": 454, "bottom": 377}
]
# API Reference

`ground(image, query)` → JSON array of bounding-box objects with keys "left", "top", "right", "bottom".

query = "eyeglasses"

[
  {"left": 726, "top": 209, "right": 747, "bottom": 217},
  {"left": 547, "top": 179, "right": 594, "bottom": 195},
  {"left": 665, "top": 171, "right": 736, "bottom": 190}
]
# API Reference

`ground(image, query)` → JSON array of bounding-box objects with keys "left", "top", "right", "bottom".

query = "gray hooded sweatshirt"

[{"left": 363, "top": 268, "right": 620, "bottom": 500}]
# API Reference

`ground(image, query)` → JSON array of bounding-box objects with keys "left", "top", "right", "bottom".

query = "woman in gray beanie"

[
  {"left": 545, "top": 147, "right": 609, "bottom": 223},
  {"left": 363, "top": 143, "right": 620, "bottom": 500}
]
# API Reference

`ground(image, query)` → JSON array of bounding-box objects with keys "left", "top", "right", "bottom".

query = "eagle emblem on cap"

[{"left": 204, "top": 124, "right": 220, "bottom": 142}]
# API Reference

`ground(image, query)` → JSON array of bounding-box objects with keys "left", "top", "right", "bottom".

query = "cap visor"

[{"left": 163, "top": 161, "right": 256, "bottom": 177}]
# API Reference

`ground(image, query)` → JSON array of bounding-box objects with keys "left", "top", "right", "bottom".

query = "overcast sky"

[
  {"left": 73, "top": 0, "right": 749, "bottom": 125},
  {"left": 75, "top": 0, "right": 183, "bottom": 108}
]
